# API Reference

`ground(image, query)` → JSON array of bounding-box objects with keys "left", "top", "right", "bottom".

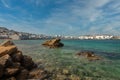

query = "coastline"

[{"left": 0, "top": 39, "right": 120, "bottom": 80}]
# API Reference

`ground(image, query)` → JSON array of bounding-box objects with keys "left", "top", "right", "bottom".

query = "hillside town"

[
  {"left": 0, "top": 27, "right": 120, "bottom": 40},
  {"left": 0, "top": 27, "right": 50, "bottom": 40}
]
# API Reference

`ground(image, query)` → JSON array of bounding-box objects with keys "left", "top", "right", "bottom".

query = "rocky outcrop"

[
  {"left": 0, "top": 40, "right": 14, "bottom": 47},
  {"left": 0, "top": 40, "right": 51, "bottom": 80},
  {"left": 42, "top": 38, "right": 64, "bottom": 48},
  {"left": 76, "top": 51, "right": 101, "bottom": 61}
]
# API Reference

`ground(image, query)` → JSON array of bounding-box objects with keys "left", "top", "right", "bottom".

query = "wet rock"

[
  {"left": 0, "top": 48, "right": 8, "bottom": 57},
  {"left": 5, "top": 46, "right": 18, "bottom": 55},
  {"left": 42, "top": 38, "right": 64, "bottom": 48},
  {"left": 11, "top": 51, "right": 23, "bottom": 62},
  {"left": 0, "top": 54, "right": 13, "bottom": 67},
  {"left": 16, "top": 69, "right": 29, "bottom": 80},
  {"left": 0, "top": 46, "right": 18, "bottom": 55},
  {"left": 76, "top": 51, "right": 101, "bottom": 61},
  {"left": 0, "top": 40, "right": 14, "bottom": 47},
  {"left": 21, "top": 55, "right": 36, "bottom": 70},
  {"left": 4, "top": 68, "right": 19, "bottom": 76}
]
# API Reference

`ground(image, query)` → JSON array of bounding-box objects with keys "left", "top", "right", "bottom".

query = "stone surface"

[
  {"left": 0, "top": 46, "right": 17, "bottom": 56},
  {"left": 4, "top": 68, "right": 19, "bottom": 76},
  {"left": 11, "top": 51, "right": 23, "bottom": 62},
  {"left": 42, "top": 38, "right": 64, "bottom": 48},
  {"left": 0, "top": 40, "right": 14, "bottom": 47},
  {"left": 5, "top": 46, "right": 18, "bottom": 55},
  {"left": 0, "top": 47, "right": 7, "bottom": 57},
  {"left": 16, "top": 69, "right": 29, "bottom": 80},
  {"left": 0, "top": 54, "right": 12, "bottom": 67},
  {"left": 21, "top": 55, "right": 35, "bottom": 70}
]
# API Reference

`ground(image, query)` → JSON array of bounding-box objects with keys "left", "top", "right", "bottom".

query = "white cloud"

[
  {"left": 0, "top": 0, "right": 120, "bottom": 35},
  {"left": 1, "top": 0, "right": 10, "bottom": 8}
]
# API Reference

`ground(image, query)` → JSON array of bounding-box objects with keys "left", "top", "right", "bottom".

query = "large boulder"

[
  {"left": 0, "top": 40, "right": 52, "bottom": 79},
  {"left": 42, "top": 38, "right": 64, "bottom": 48}
]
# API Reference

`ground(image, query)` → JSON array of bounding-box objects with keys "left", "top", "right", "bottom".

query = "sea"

[{"left": 0, "top": 39, "right": 120, "bottom": 80}]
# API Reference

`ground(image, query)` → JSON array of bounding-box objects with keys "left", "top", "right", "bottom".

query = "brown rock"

[
  {"left": 42, "top": 38, "right": 64, "bottom": 48},
  {"left": 0, "top": 40, "right": 14, "bottom": 47},
  {"left": 21, "top": 55, "right": 35, "bottom": 70},
  {"left": 11, "top": 51, "right": 23, "bottom": 62},
  {"left": 0, "top": 46, "right": 17, "bottom": 56},
  {"left": 16, "top": 69, "right": 29, "bottom": 80},
  {"left": 5, "top": 46, "right": 18, "bottom": 55},
  {"left": 0, "top": 54, "right": 13, "bottom": 67},
  {"left": 4, "top": 68, "right": 19, "bottom": 76},
  {"left": 0, "top": 47, "right": 7, "bottom": 57},
  {"left": 76, "top": 51, "right": 101, "bottom": 61}
]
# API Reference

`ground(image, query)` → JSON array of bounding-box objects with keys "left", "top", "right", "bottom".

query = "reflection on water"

[{"left": 0, "top": 40, "right": 120, "bottom": 79}]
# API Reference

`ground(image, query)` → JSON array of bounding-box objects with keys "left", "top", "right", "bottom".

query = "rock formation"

[
  {"left": 76, "top": 51, "right": 101, "bottom": 61},
  {"left": 0, "top": 40, "right": 51, "bottom": 80},
  {"left": 42, "top": 38, "right": 64, "bottom": 48}
]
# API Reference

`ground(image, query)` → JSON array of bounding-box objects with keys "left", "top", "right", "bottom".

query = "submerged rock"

[
  {"left": 42, "top": 38, "right": 64, "bottom": 48},
  {"left": 76, "top": 51, "right": 101, "bottom": 61},
  {"left": 28, "top": 69, "right": 51, "bottom": 79}
]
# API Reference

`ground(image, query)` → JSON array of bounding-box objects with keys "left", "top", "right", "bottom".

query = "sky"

[{"left": 0, "top": 0, "right": 120, "bottom": 36}]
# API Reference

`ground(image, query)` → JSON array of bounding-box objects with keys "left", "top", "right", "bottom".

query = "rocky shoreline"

[{"left": 0, "top": 40, "right": 52, "bottom": 80}]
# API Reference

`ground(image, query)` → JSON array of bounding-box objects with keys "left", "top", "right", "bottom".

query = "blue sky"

[{"left": 0, "top": 0, "right": 120, "bottom": 36}]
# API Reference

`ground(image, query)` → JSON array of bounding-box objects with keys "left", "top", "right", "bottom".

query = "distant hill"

[
  {"left": 0, "top": 27, "right": 48, "bottom": 40},
  {"left": 0, "top": 27, "right": 17, "bottom": 34}
]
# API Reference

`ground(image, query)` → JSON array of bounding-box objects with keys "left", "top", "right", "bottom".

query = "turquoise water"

[{"left": 0, "top": 40, "right": 120, "bottom": 80}]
